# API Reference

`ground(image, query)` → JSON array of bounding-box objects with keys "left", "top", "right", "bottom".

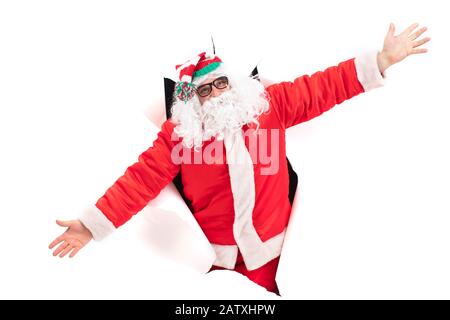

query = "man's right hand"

[{"left": 49, "top": 220, "right": 93, "bottom": 258}]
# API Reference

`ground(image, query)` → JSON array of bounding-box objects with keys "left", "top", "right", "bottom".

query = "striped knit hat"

[{"left": 175, "top": 52, "right": 225, "bottom": 103}]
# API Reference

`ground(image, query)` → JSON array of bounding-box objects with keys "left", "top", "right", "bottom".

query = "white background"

[{"left": 1, "top": 0, "right": 449, "bottom": 299}]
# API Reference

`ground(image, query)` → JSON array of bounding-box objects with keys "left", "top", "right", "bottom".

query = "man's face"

[{"left": 196, "top": 76, "right": 231, "bottom": 105}]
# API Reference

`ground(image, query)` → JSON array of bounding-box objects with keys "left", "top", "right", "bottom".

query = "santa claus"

[{"left": 49, "top": 23, "right": 430, "bottom": 295}]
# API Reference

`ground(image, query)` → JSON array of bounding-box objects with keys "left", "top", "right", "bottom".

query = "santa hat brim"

[{"left": 192, "top": 63, "right": 228, "bottom": 87}]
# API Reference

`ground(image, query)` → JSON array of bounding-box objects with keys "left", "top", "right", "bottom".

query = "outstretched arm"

[
  {"left": 80, "top": 120, "right": 181, "bottom": 239},
  {"left": 267, "top": 22, "right": 430, "bottom": 129},
  {"left": 49, "top": 119, "right": 181, "bottom": 257}
]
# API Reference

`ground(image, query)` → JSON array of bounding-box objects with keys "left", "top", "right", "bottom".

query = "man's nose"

[{"left": 210, "top": 86, "right": 222, "bottom": 98}]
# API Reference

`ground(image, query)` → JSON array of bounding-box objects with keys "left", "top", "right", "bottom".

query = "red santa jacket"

[{"left": 80, "top": 51, "right": 385, "bottom": 270}]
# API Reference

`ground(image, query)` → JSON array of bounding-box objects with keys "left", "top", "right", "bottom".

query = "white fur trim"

[
  {"left": 192, "top": 64, "right": 227, "bottom": 86},
  {"left": 211, "top": 229, "right": 286, "bottom": 270},
  {"left": 354, "top": 51, "right": 386, "bottom": 92},
  {"left": 211, "top": 244, "right": 239, "bottom": 269},
  {"left": 79, "top": 205, "right": 116, "bottom": 241},
  {"left": 224, "top": 129, "right": 286, "bottom": 270}
]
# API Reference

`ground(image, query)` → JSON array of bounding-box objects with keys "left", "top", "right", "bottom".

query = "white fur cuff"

[
  {"left": 79, "top": 205, "right": 116, "bottom": 241},
  {"left": 354, "top": 51, "right": 386, "bottom": 92}
]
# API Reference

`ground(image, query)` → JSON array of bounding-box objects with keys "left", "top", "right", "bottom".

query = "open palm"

[
  {"left": 382, "top": 22, "right": 430, "bottom": 65},
  {"left": 48, "top": 220, "right": 93, "bottom": 258}
]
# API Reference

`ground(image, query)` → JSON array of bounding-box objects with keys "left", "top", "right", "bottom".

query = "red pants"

[{"left": 208, "top": 250, "right": 281, "bottom": 295}]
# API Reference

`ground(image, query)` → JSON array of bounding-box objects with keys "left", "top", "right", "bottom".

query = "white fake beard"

[{"left": 171, "top": 75, "right": 269, "bottom": 150}]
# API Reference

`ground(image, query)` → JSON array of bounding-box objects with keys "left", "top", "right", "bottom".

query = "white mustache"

[
  {"left": 201, "top": 91, "right": 234, "bottom": 109},
  {"left": 170, "top": 74, "right": 269, "bottom": 149}
]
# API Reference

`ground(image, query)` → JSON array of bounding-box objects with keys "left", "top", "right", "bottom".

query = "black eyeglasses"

[{"left": 195, "top": 76, "right": 229, "bottom": 97}]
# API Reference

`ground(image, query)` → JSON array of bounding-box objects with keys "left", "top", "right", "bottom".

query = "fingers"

[
  {"left": 69, "top": 247, "right": 80, "bottom": 258},
  {"left": 401, "top": 22, "right": 420, "bottom": 36},
  {"left": 409, "top": 27, "right": 428, "bottom": 41},
  {"left": 58, "top": 245, "right": 74, "bottom": 258},
  {"left": 56, "top": 219, "right": 73, "bottom": 228},
  {"left": 49, "top": 235, "right": 64, "bottom": 249},
  {"left": 413, "top": 37, "right": 431, "bottom": 48},
  {"left": 388, "top": 23, "right": 396, "bottom": 37},
  {"left": 52, "top": 241, "right": 69, "bottom": 256},
  {"left": 51, "top": 237, "right": 83, "bottom": 257},
  {"left": 411, "top": 48, "right": 428, "bottom": 54}
]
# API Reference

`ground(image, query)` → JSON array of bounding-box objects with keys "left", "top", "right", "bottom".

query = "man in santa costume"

[{"left": 49, "top": 23, "right": 430, "bottom": 295}]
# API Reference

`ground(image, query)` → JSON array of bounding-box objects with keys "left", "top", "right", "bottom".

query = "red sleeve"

[
  {"left": 266, "top": 58, "right": 365, "bottom": 129},
  {"left": 95, "top": 119, "right": 181, "bottom": 228}
]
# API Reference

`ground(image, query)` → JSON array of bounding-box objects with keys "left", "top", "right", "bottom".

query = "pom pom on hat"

[{"left": 175, "top": 81, "right": 196, "bottom": 102}]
